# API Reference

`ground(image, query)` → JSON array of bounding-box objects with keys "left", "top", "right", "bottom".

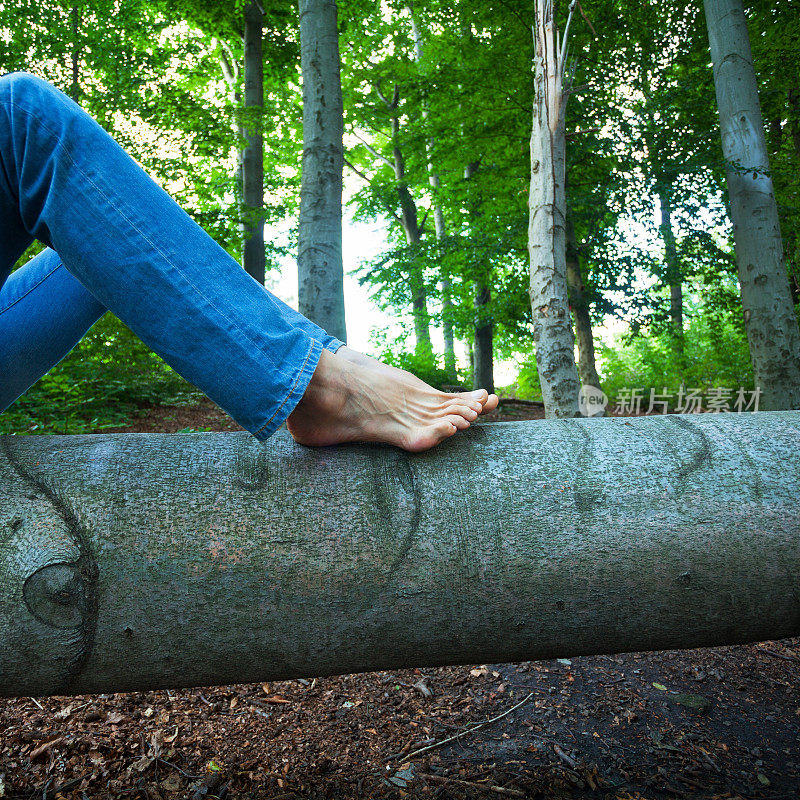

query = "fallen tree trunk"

[{"left": 1, "top": 412, "right": 799, "bottom": 698}]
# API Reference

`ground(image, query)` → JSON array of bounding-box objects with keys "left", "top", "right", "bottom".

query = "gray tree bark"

[
  {"left": 242, "top": 2, "right": 265, "bottom": 285},
  {"left": 704, "top": 0, "right": 800, "bottom": 410},
  {"left": 2, "top": 411, "right": 799, "bottom": 698},
  {"left": 657, "top": 184, "right": 685, "bottom": 359},
  {"left": 298, "top": 0, "right": 347, "bottom": 342},
  {"left": 565, "top": 212, "right": 602, "bottom": 392},
  {"left": 529, "top": 0, "right": 580, "bottom": 417}
]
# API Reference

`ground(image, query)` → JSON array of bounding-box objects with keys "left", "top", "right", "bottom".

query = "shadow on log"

[{"left": 1, "top": 412, "right": 799, "bottom": 697}]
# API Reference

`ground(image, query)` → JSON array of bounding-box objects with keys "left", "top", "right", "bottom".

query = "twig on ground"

[
  {"left": 420, "top": 773, "right": 526, "bottom": 797},
  {"left": 756, "top": 646, "right": 798, "bottom": 663},
  {"left": 156, "top": 758, "right": 199, "bottom": 779},
  {"left": 401, "top": 692, "right": 536, "bottom": 761},
  {"left": 553, "top": 743, "right": 577, "bottom": 769}
]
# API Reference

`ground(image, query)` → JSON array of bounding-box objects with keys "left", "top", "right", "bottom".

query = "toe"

[
  {"left": 467, "top": 389, "right": 489, "bottom": 403},
  {"left": 483, "top": 393, "right": 499, "bottom": 412},
  {"left": 443, "top": 403, "right": 479, "bottom": 421},
  {"left": 447, "top": 414, "right": 471, "bottom": 430}
]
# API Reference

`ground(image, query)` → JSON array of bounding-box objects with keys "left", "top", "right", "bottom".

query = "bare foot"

[
  {"left": 287, "top": 349, "right": 496, "bottom": 452},
  {"left": 335, "top": 346, "right": 499, "bottom": 414}
]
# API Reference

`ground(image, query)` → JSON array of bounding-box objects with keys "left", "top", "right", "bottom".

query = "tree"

[
  {"left": 565, "top": 208, "right": 602, "bottom": 390},
  {"left": 297, "top": 0, "right": 347, "bottom": 342},
  {"left": 408, "top": 3, "right": 456, "bottom": 377},
  {"left": 3, "top": 412, "right": 799, "bottom": 696},
  {"left": 241, "top": 1, "right": 266, "bottom": 285},
  {"left": 704, "top": 0, "right": 800, "bottom": 410},
  {"left": 528, "top": 0, "right": 580, "bottom": 417}
]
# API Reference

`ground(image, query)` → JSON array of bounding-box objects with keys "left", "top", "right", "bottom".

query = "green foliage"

[
  {"left": 381, "top": 349, "right": 460, "bottom": 390},
  {"left": 511, "top": 355, "right": 543, "bottom": 403},
  {"left": 369, "top": 330, "right": 463, "bottom": 389},
  {"left": 0, "top": 315, "right": 199, "bottom": 435},
  {"left": 599, "top": 317, "right": 754, "bottom": 405}
]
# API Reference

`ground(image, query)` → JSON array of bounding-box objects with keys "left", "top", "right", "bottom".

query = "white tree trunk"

[
  {"left": 298, "top": 0, "right": 347, "bottom": 342},
  {"left": 2, "top": 411, "right": 799, "bottom": 697},
  {"left": 704, "top": 0, "right": 800, "bottom": 410},
  {"left": 529, "top": 0, "right": 580, "bottom": 417}
]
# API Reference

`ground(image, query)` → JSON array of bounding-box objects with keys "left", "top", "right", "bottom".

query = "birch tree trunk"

[
  {"left": 704, "top": 0, "right": 800, "bottom": 410},
  {"left": 529, "top": 0, "right": 580, "bottom": 417},
  {"left": 242, "top": 2, "right": 265, "bottom": 285},
  {"left": 2, "top": 411, "right": 799, "bottom": 698},
  {"left": 565, "top": 212, "right": 602, "bottom": 391},
  {"left": 298, "top": 0, "right": 347, "bottom": 342}
]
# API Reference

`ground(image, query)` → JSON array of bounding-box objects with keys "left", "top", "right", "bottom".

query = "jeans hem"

[
  {"left": 325, "top": 339, "right": 345, "bottom": 355},
  {"left": 251, "top": 337, "right": 323, "bottom": 441}
]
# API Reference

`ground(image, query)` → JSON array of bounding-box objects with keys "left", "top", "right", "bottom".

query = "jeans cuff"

[
  {"left": 251, "top": 337, "right": 323, "bottom": 441},
  {"left": 325, "top": 338, "right": 345, "bottom": 355}
]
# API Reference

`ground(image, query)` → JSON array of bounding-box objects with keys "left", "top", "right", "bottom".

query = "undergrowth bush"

[
  {"left": 599, "top": 316, "right": 754, "bottom": 405},
  {"left": 376, "top": 347, "right": 461, "bottom": 390},
  {"left": 0, "top": 314, "right": 199, "bottom": 435}
]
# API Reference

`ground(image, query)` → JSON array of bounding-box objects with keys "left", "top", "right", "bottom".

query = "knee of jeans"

[{"left": 0, "top": 71, "right": 56, "bottom": 107}]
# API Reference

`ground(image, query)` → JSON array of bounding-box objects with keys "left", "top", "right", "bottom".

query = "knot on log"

[{"left": 23, "top": 562, "right": 93, "bottom": 629}]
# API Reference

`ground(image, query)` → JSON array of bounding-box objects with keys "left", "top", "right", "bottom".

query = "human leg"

[
  {"left": 0, "top": 71, "right": 321, "bottom": 439},
  {"left": 0, "top": 248, "right": 105, "bottom": 412},
  {"left": 0, "top": 72, "right": 494, "bottom": 449}
]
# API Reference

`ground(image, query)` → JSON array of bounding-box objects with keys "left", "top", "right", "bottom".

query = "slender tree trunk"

[
  {"left": 2, "top": 412, "right": 799, "bottom": 697},
  {"left": 565, "top": 212, "right": 602, "bottom": 391},
  {"left": 378, "top": 85, "right": 431, "bottom": 353},
  {"left": 473, "top": 283, "right": 494, "bottom": 394},
  {"left": 216, "top": 40, "right": 246, "bottom": 247},
  {"left": 408, "top": 8, "right": 455, "bottom": 376},
  {"left": 529, "top": 0, "right": 580, "bottom": 417},
  {"left": 69, "top": 7, "right": 80, "bottom": 102},
  {"left": 704, "top": 0, "right": 800, "bottom": 410},
  {"left": 297, "top": 0, "right": 347, "bottom": 341},
  {"left": 441, "top": 270, "right": 456, "bottom": 378},
  {"left": 242, "top": 2, "right": 265, "bottom": 285},
  {"left": 432, "top": 179, "right": 455, "bottom": 375},
  {"left": 657, "top": 184, "right": 684, "bottom": 359},
  {"left": 462, "top": 160, "right": 494, "bottom": 393}
]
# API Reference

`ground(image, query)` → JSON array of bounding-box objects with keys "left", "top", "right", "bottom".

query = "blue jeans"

[{"left": 0, "top": 72, "right": 342, "bottom": 438}]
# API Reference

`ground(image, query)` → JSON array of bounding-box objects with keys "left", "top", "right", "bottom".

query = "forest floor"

[{"left": 1, "top": 400, "right": 798, "bottom": 800}]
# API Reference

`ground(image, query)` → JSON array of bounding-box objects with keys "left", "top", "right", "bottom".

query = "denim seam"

[
  {"left": 253, "top": 338, "right": 320, "bottom": 438},
  {"left": 8, "top": 99, "right": 297, "bottom": 378},
  {"left": 0, "top": 260, "right": 62, "bottom": 315}
]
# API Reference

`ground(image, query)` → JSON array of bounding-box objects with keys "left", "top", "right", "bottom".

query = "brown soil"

[{"left": 2, "top": 400, "right": 797, "bottom": 800}]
